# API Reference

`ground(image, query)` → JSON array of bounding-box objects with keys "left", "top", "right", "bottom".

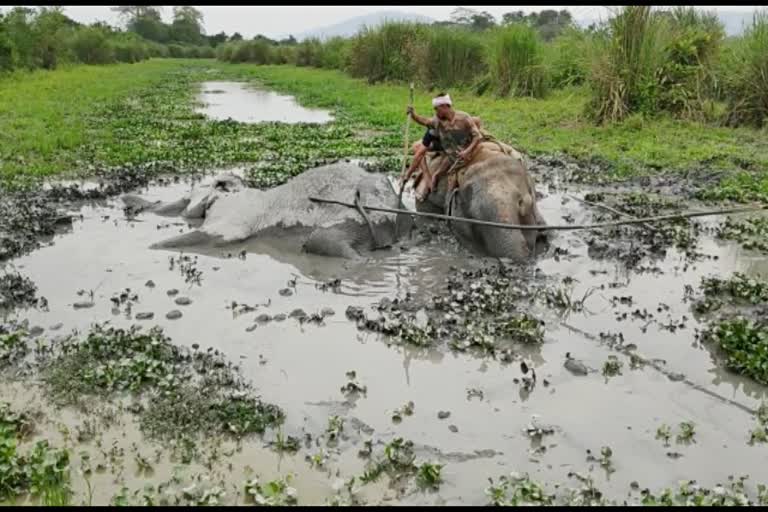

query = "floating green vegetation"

[
  {"left": 0, "top": 406, "right": 71, "bottom": 506},
  {"left": 244, "top": 475, "right": 298, "bottom": 506},
  {"left": 0, "top": 271, "right": 40, "bottom": 310},
  {"left": 640, "top": 477, "right": 754, "bottom": 506},
  {"left": 358, "top": 437, "right": 442, "bottom": 490},
  {"left": 601, "top": 356, "right": 623, "bottom": 378},
  {"left": 0, "top": 402, "right": 35, "bottom": 441},
  {"left": 415, "top": 462, "right": 443, "bottom": 491},
  {"left": 656, "top": 424, "right": 672, "bottom": 447},
  {"left": 40, "top": 324, "right": 283, "bottom": 442},
  {"left": 676, "top": 421, "right": 697, "bottom": 444},
  {"left": 700, "top": 317, "right": 768, "bottom": 385},
  {"left": 486, "top": 472, "right": 555, "bottom": 506},
  {"left": 485, "top": 472, "right": 768, "bottom": 506},
  {"left": 716, "top": 216, "right": 768, "bottom": 253},
  {"left": 0, "top": 328, "right": 28, "bottom": 368},
  {"left": 700, "top": 273, "right": 768, "bottom": 305},
  {"left": 748, "top": 401, "right": 768, "bottom": 446}
]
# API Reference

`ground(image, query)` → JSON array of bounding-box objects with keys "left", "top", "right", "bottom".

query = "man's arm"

[
  {"left": 458, "top": 117, "right": 482, "bottom": 161},
  {"left": 407, "top": 107, "right": 433, "bottom": 128}
]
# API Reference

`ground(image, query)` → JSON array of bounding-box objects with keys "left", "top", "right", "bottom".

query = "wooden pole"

[
  {"left": 395, "top": 82, "right": 415, "bottom": 240},
  {"left": 308, "top": 196, "right": 766, "bottom": 233}
]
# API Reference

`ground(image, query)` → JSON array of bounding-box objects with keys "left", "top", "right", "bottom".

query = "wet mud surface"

[{"left": 2, "top": 162, "right": 768, "bottom": 505}]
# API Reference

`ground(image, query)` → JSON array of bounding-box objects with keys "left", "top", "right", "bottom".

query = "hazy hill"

[{"left": 293, "top": 10, "right": 434, "bottom": 41}]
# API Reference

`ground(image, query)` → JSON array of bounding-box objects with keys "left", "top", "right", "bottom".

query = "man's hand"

[
  {"left": 406, "top": 106, "right": 414, "bottom": 117},
  {"left": 458, "top": 148, "right": 471, "bottom": 161},
  {"left": 429, "top": 174, "right": 439, "bottom": 192}
]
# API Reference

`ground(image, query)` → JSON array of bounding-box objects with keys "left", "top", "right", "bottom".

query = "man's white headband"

[{"left": 432, "top": 95, "right": 452, "bottom": 108}]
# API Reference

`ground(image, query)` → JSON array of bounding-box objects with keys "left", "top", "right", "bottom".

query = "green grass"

[
  {"left": 236, "top": 63, "right": 767, "bottom": 178},
  {"left": 0, "top": 59, "right": 190, "bottom": 178},
  {"left": 1, "top": 58, "right": 766, "bottom": 192}
]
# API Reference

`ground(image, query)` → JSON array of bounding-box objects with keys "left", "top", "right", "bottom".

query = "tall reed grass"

[
  {"left": 486, "top": 24, "right": 549, "bottom": 97},
  {"left": 720, "top": 11, "right": 768, "bottom": 127}
]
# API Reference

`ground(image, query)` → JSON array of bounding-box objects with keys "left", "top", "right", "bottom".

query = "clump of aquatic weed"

[
  {"left": 715, "top": 216, "right": 768, "bottom": 253},
  {"left": 39, "top": 324, "right": 283, "bottom": 442},
  {"left": 0, "top": 405, "right": 72, "bottom": 506},
  {"left": 244, "top": 474, "right": 298, "bottom": 506},
  {"left": 700, "top": 272, "right": 768, "bottom": 305},
  {"left": 0, "top": 325, "right": 30, "bottom": 368},
  {"left": 601, "top": 356, "right": 623, "bottom": 378},
  {"left": 699, "top": 317, "right": 768, "bottom": 384},
  {"left": 640, "top": 476, "right": 754, "bottom": 506},
  {"left": 0, "top": 271, "right": 41, "bottom": 311},
  {"left": 748, "top": 401, "right": 768, "bottom": 446},
  {"left": 358, "top": 437, "right": 442, "bottom": 491},
  {"left": 486, "top": 472, "right": 555, "bottom": 506}
]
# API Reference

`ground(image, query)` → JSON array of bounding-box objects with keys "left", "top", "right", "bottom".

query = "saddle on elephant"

[{"left": 425, "top": 133, "right": 526, "bottom": 191}]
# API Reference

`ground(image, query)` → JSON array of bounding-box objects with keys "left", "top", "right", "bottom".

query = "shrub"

[
  {"left": 548, "top": 26, "right": 594, "bottom": 88},
  {"left": 68, "top": 26, "right": 114, "bottom": 64}
]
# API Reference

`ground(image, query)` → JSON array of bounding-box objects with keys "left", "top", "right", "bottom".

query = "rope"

[{"left": 308, "top": 196, "right": 767, "bottom": 233}]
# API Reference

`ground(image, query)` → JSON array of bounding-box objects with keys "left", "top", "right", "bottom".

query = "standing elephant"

[{"left": 417, "top": 142, "right": 547, "bottom": 259}]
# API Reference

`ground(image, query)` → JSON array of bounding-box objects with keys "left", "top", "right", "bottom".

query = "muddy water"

[
  {"left": 3, "top": 171, "right": 768, "bottom": 505},
  {"left": 196, "top": 81, "right": 334, "bottom": 124}
]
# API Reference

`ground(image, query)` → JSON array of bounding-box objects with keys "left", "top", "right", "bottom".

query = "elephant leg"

[{"left": 302, "top": 227, "right": 361, "bottom": 259}]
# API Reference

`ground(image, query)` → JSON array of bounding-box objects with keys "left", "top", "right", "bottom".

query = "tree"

[
  {"left": 207, "top": 31, "right": 228, "bottom": 47},
  {"left": 170, "top": 6, "right": 204, "bottom": 44},
  {"left": 502, "top": 11, "right": 526, "bottom": 25},
  {"left": 128, "top": 8, "right": 168, "bottom": 43},
  {"left": 33, "top": 6, "right": 74, "bottom": 69},
  {"left": 500, "top": 8, "right": 574, "bottom": 40},
  {"left": 450, "top": 7, "right": 496, "bottom": 31},
  {"left": 279, "top": 35, "right": 297, "bottom": 46},
  {"left": 229, "top": 32, "right": 243, "bottom": 41},
  {"left": 111, "top": 6, "right": 162, "bottom": 24}
]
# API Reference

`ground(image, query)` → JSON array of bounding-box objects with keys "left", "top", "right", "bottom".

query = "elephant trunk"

[{"left": 477, "top": 202, "right": 530, "bottom": 260}]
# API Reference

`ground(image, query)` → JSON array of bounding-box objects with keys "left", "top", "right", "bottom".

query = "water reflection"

[{"left": 196, "top": 81, "right": 334, "bottom": 124}]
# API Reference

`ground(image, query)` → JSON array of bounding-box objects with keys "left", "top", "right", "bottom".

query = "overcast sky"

[{"left": 8, "top": 5, "right": 762, "bottom": 40}]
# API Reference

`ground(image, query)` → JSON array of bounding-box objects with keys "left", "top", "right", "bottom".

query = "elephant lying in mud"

[
  {"left": 121, "top": 162, "right": 413, "bottom": 259},
  {"left": 418, "top": 142, "right": 548, "bottom": 259}
]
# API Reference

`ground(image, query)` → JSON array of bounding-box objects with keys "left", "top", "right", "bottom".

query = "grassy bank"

[
  {"left": 1, "top": 59, "right": 766, "bottom": 199},
  {"left": 0, "top": 59, "right": 190, "bottom": 177}
]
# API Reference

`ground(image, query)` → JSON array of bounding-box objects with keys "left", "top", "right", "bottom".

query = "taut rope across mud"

[{"left": 308, "top": 196, "right": 767, "bottom": 232}]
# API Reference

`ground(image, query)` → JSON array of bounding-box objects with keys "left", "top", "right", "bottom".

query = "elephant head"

[{"left": 447, "top": 154, "right": 544, "bottom": 260}]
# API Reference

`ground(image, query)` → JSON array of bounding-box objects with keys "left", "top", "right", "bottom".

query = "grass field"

[{"left": 1, "top": 58, "right": 766, "bottom": 198}]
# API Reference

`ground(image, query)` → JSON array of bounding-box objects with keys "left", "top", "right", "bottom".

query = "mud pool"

[
  {"left": 2, "top": 164, "right": 768, "bottom": 505},
  {"left": 196, "top": 81, "right": 334, "bottom": 124}
]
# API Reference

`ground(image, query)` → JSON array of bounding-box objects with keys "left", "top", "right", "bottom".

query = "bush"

[
  {"left": 68, "top": 26, "right": 114, "bottom": 64},
  {"left": 294, "top": 38, "right": 322, "bottom": 67},
  {"left": 547, "top": 26, "right": 593, "bottom": 88},
  {"left": 317, "top": 36, "right": 350, "bottom": 69},
  {"left": 166, "top": 43, "right": 185, "bottom": 58},
  {"left": 486, "top": 24, "right": 549, "bottom": 98},
  {"left": 720, "top": 11, "right": 768, "bottom": 127}
]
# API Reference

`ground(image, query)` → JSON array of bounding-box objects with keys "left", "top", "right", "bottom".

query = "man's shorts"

[{"left": 422, "top": 128, "right": 443, "bottom": 152}]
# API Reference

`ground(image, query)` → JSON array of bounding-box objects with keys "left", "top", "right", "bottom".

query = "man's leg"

[{"left": 402, "top": 142, "right": 428, "bottom": 186}]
